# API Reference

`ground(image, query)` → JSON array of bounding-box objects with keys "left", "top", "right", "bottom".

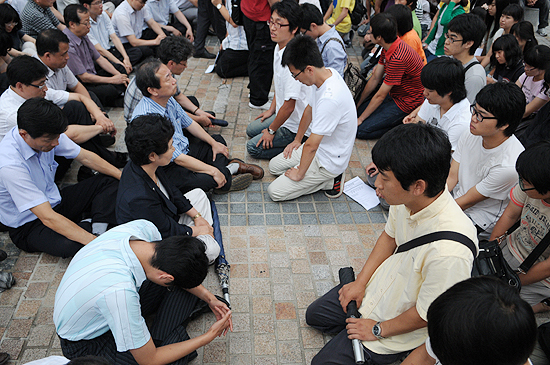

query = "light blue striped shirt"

[
  {"left": 54, "top": 220, "right": 161, "bottom": 352},
  {"left": 132, "top": 96, "right": 192, "bottom": 161},
  {"left": 88, "top": 11, "right": 116, "bottom": 50}
]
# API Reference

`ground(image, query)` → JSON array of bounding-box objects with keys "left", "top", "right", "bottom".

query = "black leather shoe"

[
  {"left": 0, "top": 250, "right": 7, "bottom": 262},
  {"left": 194, "top": 49, "right": 216, "bottom": 59},
  {"left": 0, "top": 352, "right": 10, "bottom": 365}
]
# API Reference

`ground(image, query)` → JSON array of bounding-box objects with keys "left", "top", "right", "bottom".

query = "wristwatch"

[
  {"left": 268, "top": 128, "right": 276, "bottom": 135},
  {"left": 372, "top": 321, "right": 385, "bottom": 340},
  {"left": 216, "top": 3, "right": 222, "bottom": 9}
]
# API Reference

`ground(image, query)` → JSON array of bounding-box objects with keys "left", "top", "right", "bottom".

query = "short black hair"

[
  {"left": 511, "top": 21, "right": 537, "bottom": 55},
  {"left": 516, "top": 141, "right": 550, "bottom": 194},
  {"left": 78, "top": 0, "right": 94, "bottom": 6},
  {"left": 125, "top": 114, "right": 175, "bottom": 166},
  {"left": 6, "top": 55, "right": 48, "bottom": 87},
  {"left": 421, "top": 57, "right": 466, "bottom": 103},
  {"left": 67, "top": 356, "right": 112, "bottom": 365},
  {"left": 36, "top": 28, "right": 70, "bottom": 56},
  {"left": 401, "top": 0, "right": 417, "bottom": 10},
  {"left": 271, "top": 0, "right": 302, "bottom": 33},
  {"left": 475, "top": 82, "right": 525, "bottom": 137},
  {"left": 523, "top": 45, "right": 550, "bottom": 70},
  {"left": 385, "top": 5, "right": 413, "bottom": 36},
  {"left": 135, "top": 58, "right": 163, "bottom": 98},
  {"left": 372, "top": 123, "right": 452, "bottom": 198},
  {"left": 501, "top": 3, "right": 523, "bottom": 21},
  {"left": 428, "top": 276, "right": 536, "bottom": 365},
  {"left": 0, "top": 3, "right": 22, "bottom": 32},
  {"left": 447, "top": 13, "right": 487, "bottom": 55},
  {"left": 64, "top": 4, "right": 88, "bottom": 26},
  {"left": 370, "top": 12, "right": 398, "bottom": 44},
  {"left": 486, "top": 0, "right": 513, "bottom": 38},
  {"left": 0, "top": 28, "right": 13, "bottom": 57},
  {"left": 18, "top": 98, "right": 68, "bottom": 139},
  {"left": 299, "top": 3, "right": 324, "bottom": 30},
  {"left": 157, "top": 36, "right": 194, "bottom": 65},
  {"left": 151, "top": 236, "right": 209, "bottom": 289},
  {"left": 281, "top": 34, "right": 324, "bottom": 70},
  {"left": 490, "top": 33, "right": 523, "bottom": 69}
]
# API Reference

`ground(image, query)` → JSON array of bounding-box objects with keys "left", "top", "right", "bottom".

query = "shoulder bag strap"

[
  {"left": 463, "top": 60, "right": 480, "bottom": 74},
  {"left": 321, "top": 37, "right": 346, "bottom": 54},
  {"left": 519, "top": 230, "right": 550, "bottom": 273},
  {"left": 395, "top": 231, "right": 477, "bottom": 259}
]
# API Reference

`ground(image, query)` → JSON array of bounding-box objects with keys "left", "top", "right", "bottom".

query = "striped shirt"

[
  {"left": 132, "top": 96, "right": 192, "bottom": 161},
  {"left": 21, "top": 0, "right": 60, "bottom": 38},
  {"left": 89, "top": 11, "right": 116, "bottom": 50},
  {"left": 54, "top": 220, "right": 161, "bottom": 352},
  {"left": 378, "top": 37, "right": 424, "bottom": 114}
]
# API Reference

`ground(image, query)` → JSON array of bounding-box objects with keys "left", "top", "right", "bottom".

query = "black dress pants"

[
  {"left": 8, "top": 174, "right": 118, "bottom": 258},
  {"left": 193, "top": 0, "right": 226, "bottom": 53}
]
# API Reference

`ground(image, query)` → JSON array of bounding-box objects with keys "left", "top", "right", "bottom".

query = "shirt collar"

[
  {"left": 143, "top": 96, "right": 169, "bottom": 113},
  {"left": 318, "top": 25, "right": 336, "bottom": 44},
  {"left": 386, "top": 37, "right": 401, "bottom": 59},
  {"left": 64, "top": 28, "right": 83, "bottom": 45},
  {"left": 441, "top": 98, "right": 469, "bottom": 122},
  {"left": 35, "top": 55, "right": 55, "bottom": 76},
  {"left": 405, "top": 187, "right": 453, "bottom": 225},
  {"left": 12, "top": 126, "right": 39, "bottom": 161}
]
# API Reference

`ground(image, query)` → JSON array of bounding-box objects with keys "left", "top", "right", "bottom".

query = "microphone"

[{"left": 339, "top": 267, "right": 366, "bottom": 364}]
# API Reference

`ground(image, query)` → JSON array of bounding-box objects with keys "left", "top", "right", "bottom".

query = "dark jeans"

[
  {"left": 108, "top": 45, "right": 143, "bottom": 66},
  {"left": 193, "top": 0, "right": 226, "bottom": 53},
  {"left": 356, "top": 94, "right": 408, "bottom": 140},
  {"left": 215, "top": 49, "right": 249, "bottom": 78},
  {"left": 306, "top": 285, "right": 409, "bottom": 365},
  {"left": 522, "top": 0, "right": 549, "bottom": 29},
  {"left": 123, "top": 42, "right": 153, "bottom": 63},
  {"left": 242, "top": 14, "right": 274, "bottom": 106},
  {"left": 59, "top": 280, "right": 201, "bottom": 365},
  {"left": 162, "top": 134, "right": 232, "bottom": 193},
  {"left": 8, "top": 174, "right": 118, "bottom": 258},
  {"left": 82, "top": 63, "right": 128, "bottom": 108}
]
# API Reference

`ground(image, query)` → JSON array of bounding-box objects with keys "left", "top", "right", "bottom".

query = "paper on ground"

[
  {"left": 343, "top": 176, "right": 380, "bottom": 211},
  {"left": 205, "top": 64, "right": 215, "bottom": 74}
]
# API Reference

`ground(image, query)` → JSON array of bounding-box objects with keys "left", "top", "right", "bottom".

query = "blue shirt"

[
  {"left": 54, "top": 220, "right": 160, "bottom": 351},
  {"left": 145, "top": 0, "right": 179, "bottom": 26},
  {"left": 89, "top": 11, "right": 116, "bottom": 50},
  {"left": 132, "top": 96, "right": 192, "bottom": 161},
  {"left": 317, "top": 26, "right": 347, "bottom": 77},
  {"left": 0, "top": 127, "right": 81, "bottom": 228}
]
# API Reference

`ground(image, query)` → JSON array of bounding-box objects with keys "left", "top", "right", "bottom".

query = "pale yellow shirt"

[
  {"left": 326, "top": 0, "right": 355, "bottom": 34},
  {"left": 358, "top": 189, "right": 478, "bottom": 354}
]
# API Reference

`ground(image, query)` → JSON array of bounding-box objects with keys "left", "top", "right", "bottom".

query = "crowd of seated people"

[{"left": 1, "top": 0, "right": 550, "bottom": 363}]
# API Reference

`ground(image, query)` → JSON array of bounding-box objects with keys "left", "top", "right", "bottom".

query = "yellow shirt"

[
  {"left": 326, "top": 0, "right": 355, "bottom": 34},
  {"left": 358, "top": 189, "right": 478, "bottom": 354}
]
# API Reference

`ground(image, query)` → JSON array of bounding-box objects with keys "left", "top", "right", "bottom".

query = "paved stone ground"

[{"left": 3, "top": 28, "right": 550, "bottom": 365}]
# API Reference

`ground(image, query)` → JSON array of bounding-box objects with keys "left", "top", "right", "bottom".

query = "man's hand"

[
  {"left": 154, "top": 34, "right": 166, "bottom": 45},
  {"left": 283, "top": 140, "right": 301, "bottom": 159},
  {"left": 256, "top": 129, "right": 275, "bottom": 149},
  {"left": 527, "top": 0, "right": 537, "bottom": 6},
  {"left": 206, "top": 308, "right": 233, "bottom": 338},
  {"left": 122, "top": 57, "right": 132, "bottom": 73},
  {"left": 193, "top": 216, "right": 214, "bottom": 237},
  {"left": 255, "top": 109, "right": 275, "bottom": 122},
  {"left": 109, "top": 73, "right": 129, "bottom": 86},
  {"left": 94, "top": 113, "right": 116, "bottom": 135},
  {"left": 212, "top": 169, "right": 227, "bottom": 188},
  {"left": 346, "top": 318, "right": 378, "bottom": 341},
  {"left": 365, "top": 162, "right": 378, "bottom": 177},
  {"left": 357, "top": 116, "right": 365, "bottom": 126},
  {"left": 170, "top": 27, "right": 182, "bottom": 37},
  {"left": 185, "top": 28, "right": 194, "bottom": 42},
  {"left": 338, "top": 281, "right": 366, "bottom": 313},
  {"left": 284, "top": 166, "right": 304, "bottom": 181},
  {"left": 402, "top": 113, "right": 417, "bottom": 124},
  {"left": 211, "top": 141, "right": 229, "bottom": 160},
  {"left": 194, "top": 110, "right": 215, "bottom": 127}
]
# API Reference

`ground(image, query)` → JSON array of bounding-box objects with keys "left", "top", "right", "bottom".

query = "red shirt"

[
  {"left": 378, "top": 37, "right": 424, "bottom": 113},
  {"left": 241, "top": 0, "right": 271, "bottom": 22}
]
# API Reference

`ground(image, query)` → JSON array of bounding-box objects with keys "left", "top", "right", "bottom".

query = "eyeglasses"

[
  {"left": 79, "top": 21, "right": 91, "bottom": 26},
  {"left": 444, "top": 33, "right": 463, "bottom": 43},
  {"left": 291, "top": 68, "right": 305, "bottom": 79},
  {"left": 267, "top": 20, "right": 290, "bottom": 30},
  {"left": 470, "top": 105, "right": 498, "bottom": 123},
  {"left": 524, "top": 64, "right": 537, "bottom": 72},
  {"left": 519, "top": 177, "right": 537, "bottom": 192},
  {"left": 26, "top": 80, "right": 47, "bottom": 90},
  {"left": 6, "top": 21, "right": 18, "bottom": 27},
  {"left": 91, "top": 0, "right": 103, "bottom": 4}
]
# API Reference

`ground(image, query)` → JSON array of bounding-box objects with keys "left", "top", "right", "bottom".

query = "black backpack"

[{"left": 350, "top": 0, "right": 367, "bottom": 25}]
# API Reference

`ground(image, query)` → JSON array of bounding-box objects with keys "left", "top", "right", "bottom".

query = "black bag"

[
  {"left": 350, "top": 0, "right": 367, "bottom": 25},
  {"left": 230, "top": 0, "right": 243, "bottom": 26},
  {"left": 538, "top": 322, "right": 550, "bottom": 360}
]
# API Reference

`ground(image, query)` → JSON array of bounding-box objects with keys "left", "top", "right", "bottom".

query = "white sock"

[
  {"left": 227, "top": 162, "right": 239, "bottom": 175},
  {"left": 92, "top": 222, "right": 108, "bottom": 236}
]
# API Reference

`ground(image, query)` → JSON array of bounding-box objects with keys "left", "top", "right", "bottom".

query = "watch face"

[{"left": 373, "top": 325, "right": 380, "bottom": 336}]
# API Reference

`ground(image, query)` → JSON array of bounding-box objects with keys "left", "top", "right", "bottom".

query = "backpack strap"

[
  {"left": 519, "top": 230, "right": 550, "bottom": 273},
  {"left": 395, "top": 231, "right": 477, "bottom": 259},
  {"left": 321, "top": 37, "right": 346, "bottom": 54},
  {"left": 463, "top": 60, "right": 480, "bottom": 74}
]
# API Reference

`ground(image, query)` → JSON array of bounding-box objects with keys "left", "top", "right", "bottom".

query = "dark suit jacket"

[{"left": 116, "top": 160, "right": 194, "bottom": 237}]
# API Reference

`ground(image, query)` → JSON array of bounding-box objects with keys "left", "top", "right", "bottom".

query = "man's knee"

[
  {"left": 267, "top": 178, "right": 290, "bottom": 202},
  {"left": 246, "top": 139, "right": 262, "bottom": 158}
]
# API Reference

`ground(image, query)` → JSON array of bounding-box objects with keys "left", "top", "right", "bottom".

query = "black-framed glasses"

[
  {"left": 519, "top": 177, "right": 537, "bottom": 192},
  {"left": 27, "top": 80, "right": 47, "bottom": 90},
  {"left": 291, "top": 68, "right": 305, "bottom": 79},
  {"left": 444, "top": 33, "right": 463, "bottom": 43},
  {"left": 267, "top": 20, "right": 290, "bottom": 29},
  {"left": 470, "top": 105, "right": 498, "bottom": 123}
]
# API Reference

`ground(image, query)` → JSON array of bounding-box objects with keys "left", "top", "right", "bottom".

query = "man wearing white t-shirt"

[
  {"left": 403, "top": 57, "right": 470, "bottom": 151},
  {"left": 246, "top": 0, "right": 310, "bottom": 160},
  {"left": 447, "top": 82, "right": 526, "bottom": 238},
  {"left": 267, "top": 34, "right": 357, "bottom": 201}
]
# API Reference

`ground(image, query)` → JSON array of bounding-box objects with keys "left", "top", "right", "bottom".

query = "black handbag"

[{"left": 230, "top": 0, "right": 243, "bottom": 26}]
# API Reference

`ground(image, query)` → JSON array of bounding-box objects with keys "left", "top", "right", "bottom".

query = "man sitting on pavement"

[
  {"left": 144, "top": 0, "right": 194, "bottom": 41},
  {"left": 299, "top": 3, "right": 347, "bottom": 77},
  {"left": 117, "top": 114, "right": 221, "bottom": 264},
  {"left": 267, "top": 35, "right": 356, "bottom": 201},
  {"left": 447, "top": 82, "right": 526, "bottom": 239},
  {"left": 54, "top": 219, "right": 232, "bottom": 365},
  {"left": 21, "top": 0, "right": 66, "bottom": 39},
  {"left": 132, "top": 59, "right": 263, "bottom": 194},
  {"left": 444, "top": 13, "right": 487, "bottom": 104},
  {"left": 0, "top": 97, "right": 120, "bottom": 258},
  {"left": 63, "top": 4, "right": 129, "bottom": 108},
  {"left": 246, "top": 0, "right": 311, "bottom": 161},
  {"left": 306, "top": 122, "right": 478, "bottom": 364},
  {"left": 124, "top": 36, "right": 222, "bottom": 128},
  {"left": 80, "top": 0, "right": 143, "bottom": 71},
  {"left": 356, "top": 12, "right": 424, "bottom": 140}
]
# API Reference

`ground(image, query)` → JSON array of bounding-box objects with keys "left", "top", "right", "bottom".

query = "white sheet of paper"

[
  {"left": 205, "top": 64, "right": 215, "bottom": 74},
  {"left": 474, "top": 48, "right": 483, "bottom": 57},
  {"left": 343, "top": 176, "right": 380, "bottom": 211}
]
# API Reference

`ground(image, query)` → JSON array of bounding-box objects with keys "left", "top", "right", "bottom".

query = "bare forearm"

[
  {"left": 65, "top": 124, "right": 103, "bottom": 144},
  {"left": 332, "top": 7, "right": 349, "bottom": 26},
  {"left": 175, "top": 154, "right": 218, "bottom": 176},
  {"left": 77, "top": 151, "right": 121, "bottom": 179},
  {"left": 378, "top": 306, "right": 427, "bottom": 338},
  {"left": 78, "top": 72, "right": 113, "bottom": 84},
  {"left": 359, "top": 92, "right": 385, "bottom": 121},
  {"left": 489, "top": 205, "right": 521, "bottom": 240},
  {"left": 293, "top": 106, "right": 312, "bottom": 142},
  {"left": 270, "top": 101, "right": 295, "bottom": 130},
  {"left": 175, "top": 11, "right": 192, "bottom": 29},
  {"left": 521, "top": 260, "right": 550, "bottom": 285},
  {"left": 40, "top": 212, "right": 96, "bottom": 244},
  {"left": 112, "top": 36, "right": 130, "bottom": 61},
  {"left": 96, "top": 57, "right": 121, "bottom": 76}
]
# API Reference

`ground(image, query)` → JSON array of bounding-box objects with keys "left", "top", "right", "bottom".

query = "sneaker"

[
  {"left": 248, "top": 92, "right": 274, "bottom": 99},
  {"left": 214, "top": 173, "right": 254, "bottom": 193},
  {"left": 325, "top": 172, "right": 345, "bottom": 198},
  {"left": 537, "top": 28, "right": 548, "bottom": 37},
  {"left": 249, "top": 101, "right": 271, "bottom": 110}
]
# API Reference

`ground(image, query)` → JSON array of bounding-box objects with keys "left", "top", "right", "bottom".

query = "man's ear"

[
  {"left": 147, "top": 86, "right": 159, "bottom": 97},
  {"left": 157, "top": 271, "right": 175, "bottom": 285},
  {"left": 463, "top": 40, "right": 474, "bottom": 50},
  {"left": 411, "top": 180, "right": 427, "bottom": 196}
]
